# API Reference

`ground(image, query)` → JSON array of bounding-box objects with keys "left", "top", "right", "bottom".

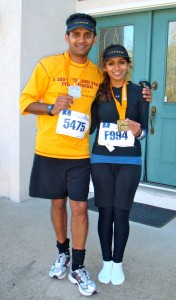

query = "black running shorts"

[{"left": 29, "top": 154, "right": 91, "bottom": 201}]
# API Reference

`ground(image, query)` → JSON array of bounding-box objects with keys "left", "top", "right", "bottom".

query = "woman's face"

[{"left": 104, "top": 56, "right": 130, "bottom": 86}]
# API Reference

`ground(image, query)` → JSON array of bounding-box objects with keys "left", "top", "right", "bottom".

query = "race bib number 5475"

[{"left": 56, "top": 110, "right": 89, "bottom": 139}]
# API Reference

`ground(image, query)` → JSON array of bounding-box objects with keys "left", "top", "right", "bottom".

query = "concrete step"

[{"left": 134, "top": 183, "right": 176, "bottom": 210}]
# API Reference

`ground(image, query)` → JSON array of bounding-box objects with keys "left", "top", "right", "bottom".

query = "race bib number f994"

[
  {"left": 56, "top": 110, "right": 89, "bottom": 139},
  {"left": 98, "top": 122, "right": 135, "bottom": 150}
]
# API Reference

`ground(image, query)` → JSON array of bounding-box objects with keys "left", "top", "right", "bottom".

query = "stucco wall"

[{"left": 0, "top": 0, "right": 21, "bottom": 201}]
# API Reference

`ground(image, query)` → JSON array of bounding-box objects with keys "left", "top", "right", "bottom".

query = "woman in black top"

[{"left": 90, "top": 44, "right": 149, "bottom": 285}]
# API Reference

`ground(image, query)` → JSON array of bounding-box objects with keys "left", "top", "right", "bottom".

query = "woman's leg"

[
  {"left": 110, "top": 208, "right": 129, "bottom": 285},
  {"left": 98, "top": 206, "right": 113, "bottom": 283},
  {"left": 111, "top": 164, "right": 141, "bottom": 285},
  {"left": 91, "top": 163, "right": 117, "bottom": 284},
  {"left": 113, "top": 207, "right": 130, "bottom": 263},
  {"left": 98, "top": 206, "right": 114, "bottom": 261}
]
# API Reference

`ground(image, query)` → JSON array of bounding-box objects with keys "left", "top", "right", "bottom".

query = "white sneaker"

[
  {"left": 68, "top": 265, "right": 99, "bottom": 296},
  {"left": 49, "top": 253, "right": 71, "bottom": 279}
]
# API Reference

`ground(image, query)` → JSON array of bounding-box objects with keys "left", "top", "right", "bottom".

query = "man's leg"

[
  {"left": 51, "top": 198, "right": 68, "bottom": 243},
  {"left": 66, "top": 159, "right": 98, "bottom": 295},
  {"left": 70, "top": 200, "right": 88, "bottom": 250},
  {"left": 70, "top": 200, "right": 88, "bottom": 271},
  {"left": 49, "top": 198, "right": 71, "bottom": 279},
  {"left": 68, "top": 200, "right": 98, "bottom": 296}
]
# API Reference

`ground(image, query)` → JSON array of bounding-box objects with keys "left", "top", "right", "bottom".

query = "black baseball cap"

[
  {"left": 66, "top": 14, "right": 96, "bottom": 34},
  {"left": 103, "top": 44, "right": 130, "bottom": 60}
]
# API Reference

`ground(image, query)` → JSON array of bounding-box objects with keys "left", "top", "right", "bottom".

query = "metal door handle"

[
  {"left": 150, "top": 106, "right": 156, "bottom": 134},
  {"left": 151, "top": 81, "right": 158, "bottom": 90}
]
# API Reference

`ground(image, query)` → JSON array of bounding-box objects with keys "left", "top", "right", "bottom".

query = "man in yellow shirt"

[{"left": 19, "top": 12, "right": 152, "bottom": 296}]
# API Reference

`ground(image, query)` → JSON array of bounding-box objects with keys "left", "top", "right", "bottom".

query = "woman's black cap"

[{"left": 103, "top": 44, "right": 130, "bottom": 60}]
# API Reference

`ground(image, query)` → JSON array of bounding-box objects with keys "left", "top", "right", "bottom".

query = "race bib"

[
  {"left": 98, "top": 122, "right": 135, "bottom": 151},
  {"left": 56, "top": 110, "right": 89, "bottom": 139}
]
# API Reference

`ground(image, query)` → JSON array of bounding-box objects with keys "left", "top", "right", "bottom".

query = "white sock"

[
  {"left": 98, "top": 260, "right": 113, "bottom": 284},
  {"left": 111, "top": 262, "right": 125, "bottom": 285}
]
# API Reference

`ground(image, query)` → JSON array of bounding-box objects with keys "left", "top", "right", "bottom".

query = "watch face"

[{"left": 47, "top": 105, "right": 54, "bottom": 116}]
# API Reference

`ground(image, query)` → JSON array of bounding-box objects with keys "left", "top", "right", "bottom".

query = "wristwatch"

[{"left": 47, "top": 105, "right": 54, "bottom": 116}]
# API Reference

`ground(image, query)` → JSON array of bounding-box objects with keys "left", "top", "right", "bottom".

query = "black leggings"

[{"left": 98, "top": 206, "right": 130, "bottom": 263}]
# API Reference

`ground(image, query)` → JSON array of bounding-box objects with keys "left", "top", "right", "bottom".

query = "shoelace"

[
  {"left": 79, "top": 267, "right": 92, "bottom": 284},
  {"left": 57, "top": 254, "right": 66, "bottom": 266}
]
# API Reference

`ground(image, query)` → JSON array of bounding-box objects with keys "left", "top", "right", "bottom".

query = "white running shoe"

[
  {"left": 68, "top": 265, "right": 99, "bottom": 296},
  {"left": 49, "top": 253, "right": 71, "bottom": 279}
]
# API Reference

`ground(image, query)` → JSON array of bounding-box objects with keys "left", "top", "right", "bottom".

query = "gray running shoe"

[
  {"left": 49, "top": 253, "right": 70, "bottom": 279},
  {"left": 68, "top": 265, "right": 98, "bottom": 296}
]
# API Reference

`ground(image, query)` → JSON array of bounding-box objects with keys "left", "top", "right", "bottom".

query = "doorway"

[{"left": 89, "top": 8, "right": 176, "bottom": 187}]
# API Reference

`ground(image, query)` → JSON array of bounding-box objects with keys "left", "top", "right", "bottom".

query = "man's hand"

[
  {"left": 142, "top": 86, "right": 152, "bottom": 103},
  {"left": 52, "top": 95, "right": 74, "bottom": 115}
]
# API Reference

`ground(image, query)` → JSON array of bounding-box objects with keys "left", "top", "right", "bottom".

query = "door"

[
  {"left": 89, "top": 8, "right": 176, "bottom": 187},
  {"left": 89, "top": 11, "right": 152, "bottom": 179},
  {"left": 147, "top": 9, "right": 176, "bottom": 186}
]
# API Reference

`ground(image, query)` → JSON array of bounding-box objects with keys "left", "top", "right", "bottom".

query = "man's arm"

[
  {"left": 24, "top": 95, "right": 74, "bottom": 115},
  {"left": 139, "top": 81, "right": 152, "bottom": 102},
  {"left": 25, "top": 102, "right": 49, "bottom": 115},
  {"left": 142, "top": 86, "right": 152, "bottom": 102}
]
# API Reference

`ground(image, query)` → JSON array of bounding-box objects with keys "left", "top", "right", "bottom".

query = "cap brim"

[
  {"left": 103, "top": 54, "right": 130, "bottom": 60},
  {"left": 67, "top": 25, "right": 95, "bottom": 33}
]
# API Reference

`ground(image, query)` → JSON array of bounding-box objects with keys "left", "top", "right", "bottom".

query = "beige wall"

[{"left": 0, "top": 0, "right": 21, "bottom": 201}]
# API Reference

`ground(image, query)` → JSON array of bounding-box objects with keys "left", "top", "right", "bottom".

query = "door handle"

[
  {"left": 150, "top": 106, "right": 156, "bottom": 134},
  {"left": 151, "top": 81, "right": 158, "bottom": 90}
]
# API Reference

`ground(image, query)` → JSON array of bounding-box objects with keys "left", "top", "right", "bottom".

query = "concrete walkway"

[{"left": 1, "top": 196, "right": 176, "bottom": 300}]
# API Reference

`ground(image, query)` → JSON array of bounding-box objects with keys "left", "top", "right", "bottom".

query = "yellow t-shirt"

[{"left": 19, "top": 51, "right": 102, "bottom": 159}]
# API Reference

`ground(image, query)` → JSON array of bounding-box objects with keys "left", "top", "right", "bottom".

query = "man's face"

[{"left": 65, "top": 27, "right": 96, "bottom": 59}]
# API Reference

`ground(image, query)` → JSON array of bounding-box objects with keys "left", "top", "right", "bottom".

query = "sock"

[
  {"left": 72, "top": 249, "right": 86, "bottom": 271},
  {"left": 56, "top": 238, "right": 70, "bottom": 255},
  {"left": 98, "top": 260, "right": 112, "bottom": 284},
  {"left": 111, "top": 262, "right": 125, "bottom": 285}
]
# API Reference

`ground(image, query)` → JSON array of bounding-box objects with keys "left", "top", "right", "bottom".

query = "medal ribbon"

[
  {"left": 111, "top": 80, "right": 127, "bottom": 120},
  {"left": 64, "top": 51, "right": 88, "bottom": 86}
]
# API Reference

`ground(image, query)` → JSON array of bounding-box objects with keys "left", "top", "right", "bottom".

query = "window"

[{"left": 165, "top": 21, "right": 176, "bottom": 103}]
